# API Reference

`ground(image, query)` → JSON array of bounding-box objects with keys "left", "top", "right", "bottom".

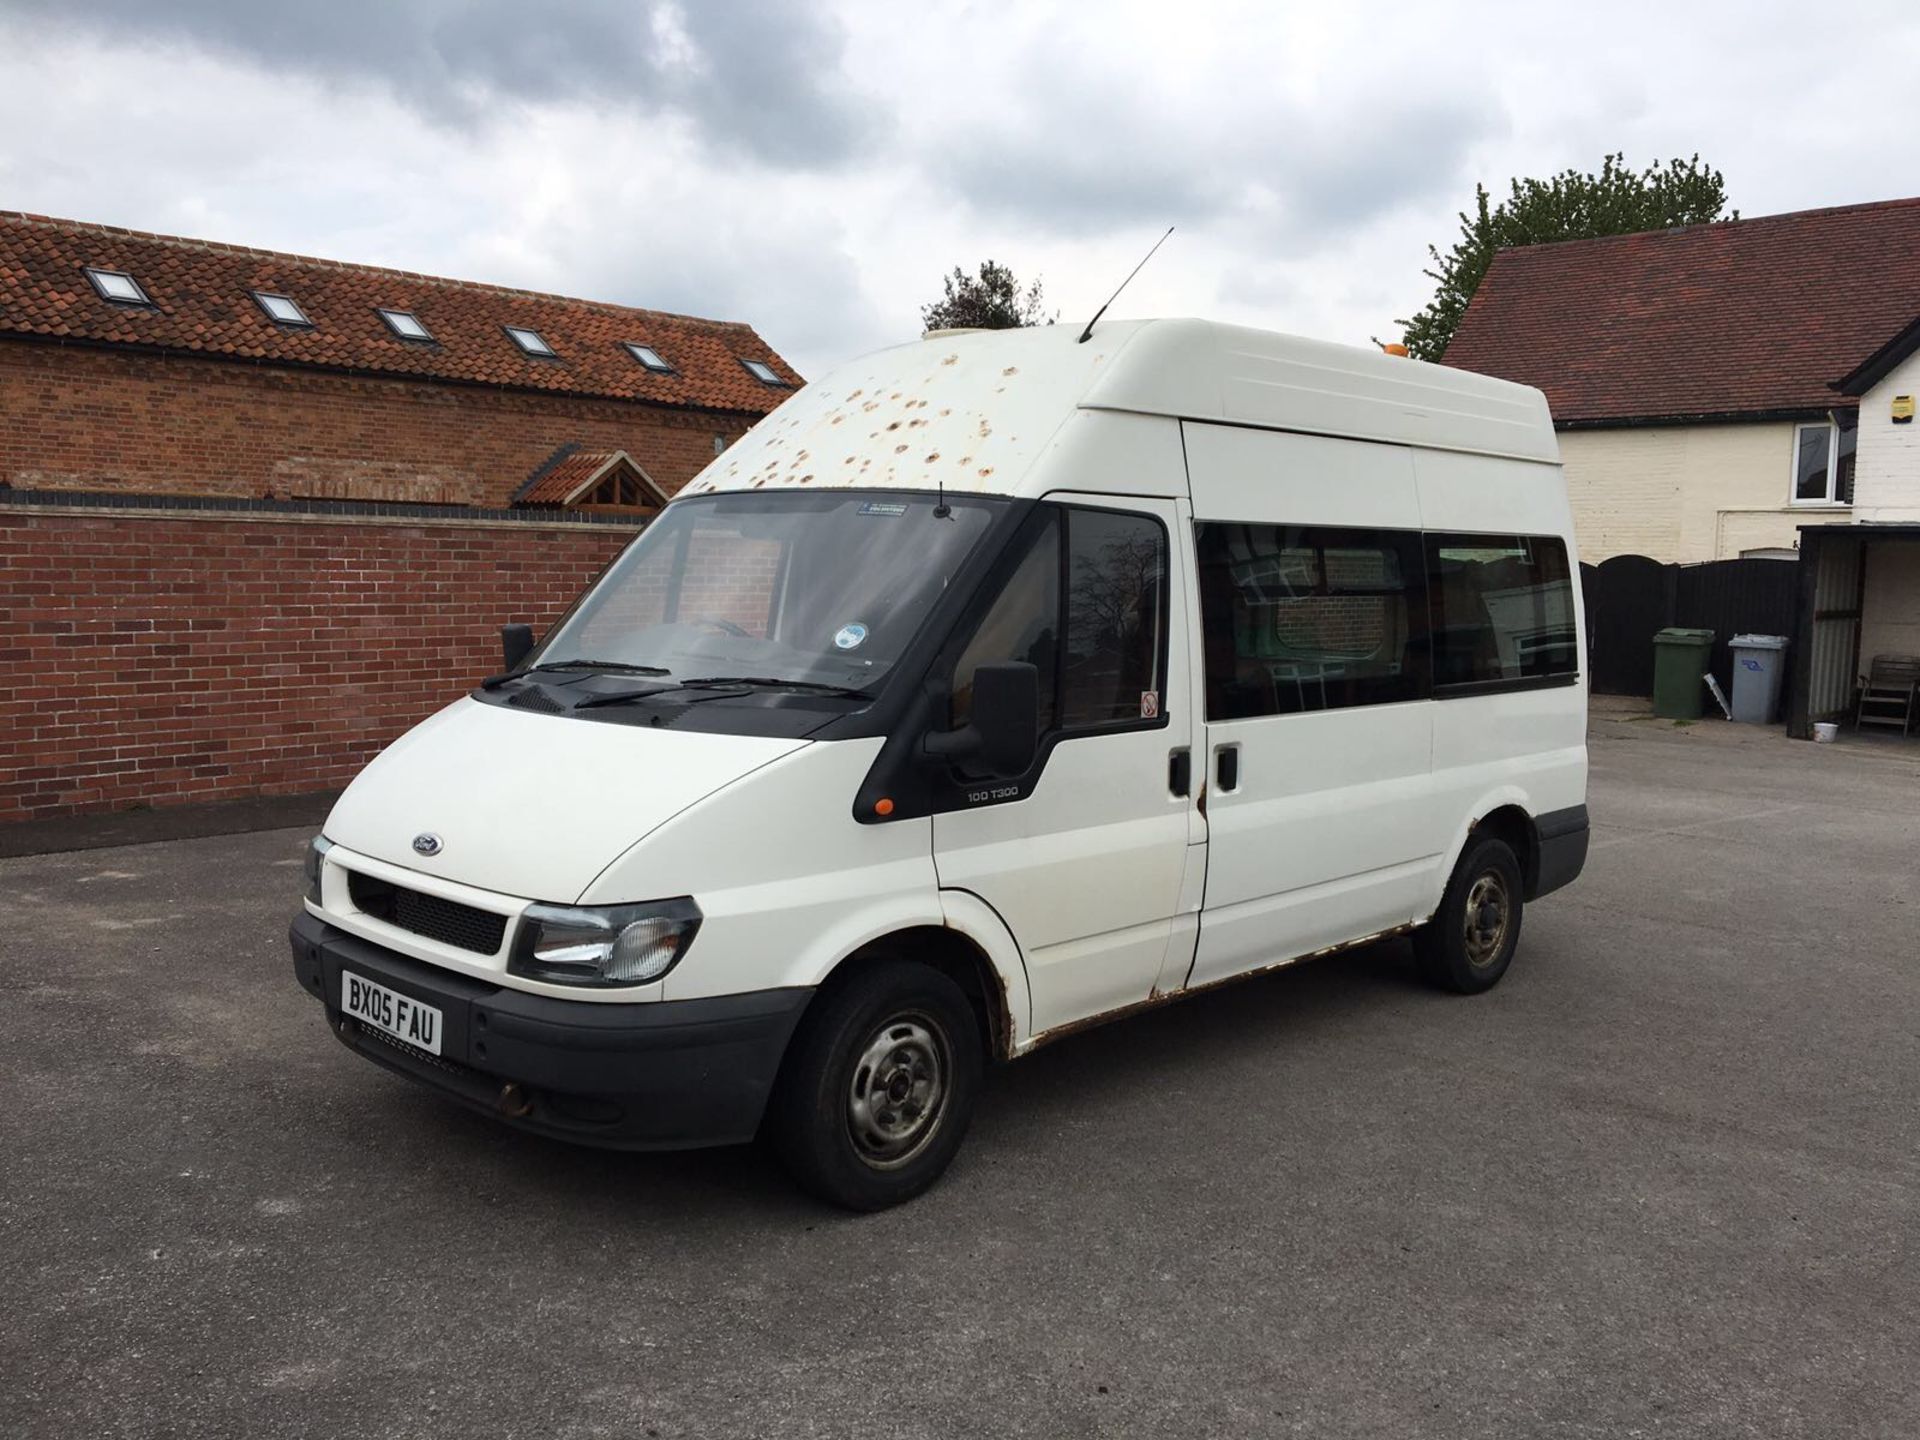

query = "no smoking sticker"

[{"left": 1140, "top": 690, "right": 1159, "bottom": 719}]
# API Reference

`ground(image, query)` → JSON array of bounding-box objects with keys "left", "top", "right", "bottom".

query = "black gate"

[{"left": 1584, "top": 553, "right": 1799, "bottom": 699}]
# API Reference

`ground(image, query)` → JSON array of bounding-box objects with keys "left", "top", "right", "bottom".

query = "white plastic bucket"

[{"left": 1813, "top": 722, "right": 1838, "bottom": 743}]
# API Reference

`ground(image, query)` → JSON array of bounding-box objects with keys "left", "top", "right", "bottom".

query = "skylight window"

[
  {"left": 625, "top": 342, "right": 674, "bottom": 373},
  {"left": 253, "top": 291, "right": 312, "bottom": 327},
  {"left": 506, "top": 325, "right": 556, "bottom": 357},
  {"left": 740, "top": 359, "right": 785, "bottom": 386},
  {"left": 85, "top": 268, "right": 150, "bottom": 305},
  {"left": 378, "top": 307, "right": 433, "bottom": 341}
]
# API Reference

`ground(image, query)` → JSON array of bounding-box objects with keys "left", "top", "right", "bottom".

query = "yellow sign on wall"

[{"left": 1893, "top": 394, "right": 1915, "bottom": 424}]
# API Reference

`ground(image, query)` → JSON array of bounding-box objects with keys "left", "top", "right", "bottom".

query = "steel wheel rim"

[
  {"left": 1463, "top": 870, "right": 1512, "bottom": 967},
  {"left": 846, "top": 1011, "right": 950, "bottom": 1170}
]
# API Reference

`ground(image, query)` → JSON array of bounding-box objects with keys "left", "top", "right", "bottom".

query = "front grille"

[{"left": 347, "top": 871, "right": 508, "bottom": 955}]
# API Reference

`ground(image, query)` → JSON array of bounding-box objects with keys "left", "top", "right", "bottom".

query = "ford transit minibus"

[{"left": 290, "top": 319, "right": 1589, "bottom": 1209}]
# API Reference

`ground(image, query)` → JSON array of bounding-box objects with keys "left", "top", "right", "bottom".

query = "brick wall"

[
  {"left": 0, "top": 502, "right": 638, "bottom": 822},
  {"left": 0, "top": 343, "right": 751, "bottom": 507}
]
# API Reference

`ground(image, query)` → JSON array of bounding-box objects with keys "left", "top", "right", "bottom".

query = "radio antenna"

[{"left": 1077, "top": 225, "right": 1174, "bottom": 344}]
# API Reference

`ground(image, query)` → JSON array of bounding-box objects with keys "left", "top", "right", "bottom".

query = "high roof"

[
  {"left": 0, "top": 211, "right": 800, "bottom": 414},
  {"left": 685, "top": 319, "right": 1556, "bottom": 501},
  {"left": 1441, "top": 197, "right": 1920, "bottom": 426}
]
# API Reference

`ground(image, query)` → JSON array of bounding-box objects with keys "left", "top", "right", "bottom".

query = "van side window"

[
  {"left": 1194, "top": 523, "right": 1425, "bottom": 719},
  {"left": 1426, "top": 534, "right": 1579, "bottom": 689},
  {"left": 1061, "top": 508, "right": 1169, "bottom": 727},
  {"left": 950, "top": 514, "right": 1062, "bottom": 731}
]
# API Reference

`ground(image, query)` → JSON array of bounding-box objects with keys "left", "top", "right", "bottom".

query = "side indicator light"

[{"left": 874, "top": 797, "right": 895, "bottom": 817}]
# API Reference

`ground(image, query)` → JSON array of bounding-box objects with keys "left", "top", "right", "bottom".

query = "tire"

[
  {"left": 1414, "top": 834, "right": 1525, "bottom": 994},
  {"left": 767, "top": 960, "right": 982, "bottom": 1211}
]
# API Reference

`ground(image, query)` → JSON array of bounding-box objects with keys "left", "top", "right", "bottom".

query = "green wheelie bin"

[{"left": 1652, "top": 627, "right": 1715, "bottom": 719}]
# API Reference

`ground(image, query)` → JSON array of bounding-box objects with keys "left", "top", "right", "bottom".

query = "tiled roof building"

[
  {"left": 1437, "top": 197, "right": 1920, "bottom": 564},
  {"left": 0, "top": 211, "right": 800, "bottom": 508},
  {"left": 1443, "top": 198, "right": 1920, "bottom": 425}
]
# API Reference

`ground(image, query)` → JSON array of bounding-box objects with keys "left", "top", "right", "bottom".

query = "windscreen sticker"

[
  {"left": 834, "top": 622, "right": 870, "bottom": 651},
  {"left": 857, "top": 501, "right": 908, "bottom": 517},
  {"left": 1140, "top": 690, "right": 1160, "bottom": 719}
]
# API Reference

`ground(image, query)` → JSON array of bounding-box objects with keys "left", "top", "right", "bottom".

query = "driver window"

[{"left": 950, "top": 516, "right": 1061, "bottom": 729}]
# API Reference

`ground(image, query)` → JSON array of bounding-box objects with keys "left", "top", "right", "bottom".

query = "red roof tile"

[
  {"left": 1441, "top": 197, "right": 1920, "bottom": 424},
  {"left": 514, "top": 445, "right": 666, "bottom": 506},
  {"left": 0, "top": 211, "right": 801, "bottom": 413}
]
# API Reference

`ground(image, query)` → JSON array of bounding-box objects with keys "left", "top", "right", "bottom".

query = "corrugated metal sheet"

[{"left": 1808, "top": 537, "right": 1864, "bottom": 719}]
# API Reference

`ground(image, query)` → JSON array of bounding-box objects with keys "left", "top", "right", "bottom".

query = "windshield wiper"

[
  {"left": 570, "top": 675, "right": 874, "bottom": 710},
  {"left": 678, "top": 676, "right": 874, "bottom": 699},
  {"left": 480, "top": 659, "right": 671, "bottom": 690}
]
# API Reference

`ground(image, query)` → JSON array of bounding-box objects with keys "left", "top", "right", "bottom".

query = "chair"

[{"left": 1856, "top": 654, "right": 1920, "bottom": 735}]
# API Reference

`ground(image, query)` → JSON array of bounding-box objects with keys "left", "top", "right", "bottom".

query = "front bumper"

[{"left": 290, "top": 913, "right": 811, "bottom": 1151}]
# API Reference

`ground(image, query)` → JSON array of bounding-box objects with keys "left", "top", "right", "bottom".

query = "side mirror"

[
  {"left": 501, "top": 623, "right": 536, "bottom": 672},
  {"left": 926, "top": 662, "right": 1039, "bottom": 778}
]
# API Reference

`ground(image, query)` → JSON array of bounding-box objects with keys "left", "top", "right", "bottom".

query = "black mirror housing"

[
  {"left": 501, "top": 623, "right": 536, "bottom": 672},
  {"left": 926, "top": 662, "right": 1039, "bottom": 778}
]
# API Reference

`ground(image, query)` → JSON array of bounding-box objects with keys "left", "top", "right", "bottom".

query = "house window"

[
  {"left": 625, "top": 343, "right": 674, "bottom": 373},
  {"left": 1792, "top": 415, "right": 1856, "bottom": 505},
  {"left": 253, "top": 291, "right": 312, "bottom": 327},
  {"left": 378, "top": 308, "right": 433, "bottom": 341},
  {"left": 85, "top": 267, "right": 150, "bottom": 305},
  {"left": 740, "top": 358, "right": 786, "bottom": 386},
  {"left": 506, "top": 325, "right": 555, "bottom": 357}
]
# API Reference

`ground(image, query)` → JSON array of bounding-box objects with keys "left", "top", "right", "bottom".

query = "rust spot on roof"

[
  {"left": 830, "top": 414, "right": 844, "bottom": 425},
  {"left": 939, "top": 408, "right": 952, "bottom": 417},
  {"left": 886, "top": 420, "right": 901, "bottom": 431},
  {"left": 798, "top": 474, "right": 814, "bottom": 484},
  {"left": 894, "top": 444, "right": 909, "bottom": 454},
  {"left": 846, "top": 389, "right": 864, "bottom": 400},
  {"left": 926, "top": 452, "right": 940, "bottom": 462},
  {"left": 978, "top": 467, "right": 994, "bottom": 478},
  {"left": 1002, "top": 366, "right": 1018, "bottom": 376},
  {"left": 941, "top": 354, "right": 959, "bottom": 366},
  {"left": 977, "top": 419, "right": 992, "bottom": 437}
]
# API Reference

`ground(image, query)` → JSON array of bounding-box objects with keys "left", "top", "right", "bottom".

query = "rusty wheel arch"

[
  {"left": 811, "top": 926, "right": 1014, "bottom": 1062},
  {"left": 1469, "top": 804, "right": 1540, "bottom": 898}
]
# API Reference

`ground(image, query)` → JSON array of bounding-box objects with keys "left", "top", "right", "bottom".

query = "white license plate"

[{"left": 341, "top": 971, "right": 443, "bottom": 1056}]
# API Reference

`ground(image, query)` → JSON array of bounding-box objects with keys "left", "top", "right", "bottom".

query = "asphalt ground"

[{"left": 3, "top": 713, "right": 1916, "bottom": 1438}]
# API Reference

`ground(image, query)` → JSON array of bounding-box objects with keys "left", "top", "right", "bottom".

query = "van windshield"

[{"left": 534, "top": 491, "right": 1005, "bottom": 693}]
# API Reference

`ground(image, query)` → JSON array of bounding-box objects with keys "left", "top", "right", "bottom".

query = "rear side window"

[
  {"left": 950, "top": 505, "right": 1169, "bottom": 732},
  {"left": 1427, "top": 533, "right": 1579, "bottom": 688},
  {"left": 1195, "top": 523, "right": 1424, "bottom": 719}
]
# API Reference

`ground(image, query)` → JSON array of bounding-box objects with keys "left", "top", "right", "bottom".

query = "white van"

[{"left": 291, "top": 320, "right": 1588, "bottom": 1209}]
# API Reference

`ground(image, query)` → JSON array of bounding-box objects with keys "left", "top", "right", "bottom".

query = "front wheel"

[
  {"left": 767, "top": 960, "right": 982, "bottom": 1210},
  {"left": 1414, "top": 835, "right": 1524, "bottom": 994}
]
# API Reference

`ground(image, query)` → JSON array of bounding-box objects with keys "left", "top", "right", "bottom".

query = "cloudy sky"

[{"left": 2, "top": 1, "right": 1917, "bottom": 378}]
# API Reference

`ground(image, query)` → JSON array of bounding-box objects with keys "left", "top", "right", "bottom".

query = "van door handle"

[
  {"left": 1168, "top": 747, "right": 1191, "bottom": 797},
  {"left": 1215, "top": 745, "right": 1240, "bottom": 791}
]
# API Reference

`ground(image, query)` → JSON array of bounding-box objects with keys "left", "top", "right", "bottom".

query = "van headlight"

[
  {"left": 508, "top": 899, "right": 702, "bottom": 987},
  {"left": 304, "top": 835, "right": 333, "bottom": 905}
]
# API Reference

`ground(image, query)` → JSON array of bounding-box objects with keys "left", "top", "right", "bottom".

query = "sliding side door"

[{"left": 1182, "top": 424, "right": 1450, "bottom": 989}]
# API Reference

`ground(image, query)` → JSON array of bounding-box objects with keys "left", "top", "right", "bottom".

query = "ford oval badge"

[{"left": 412, "top": 832, "right": 443, "bottom": 857}]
